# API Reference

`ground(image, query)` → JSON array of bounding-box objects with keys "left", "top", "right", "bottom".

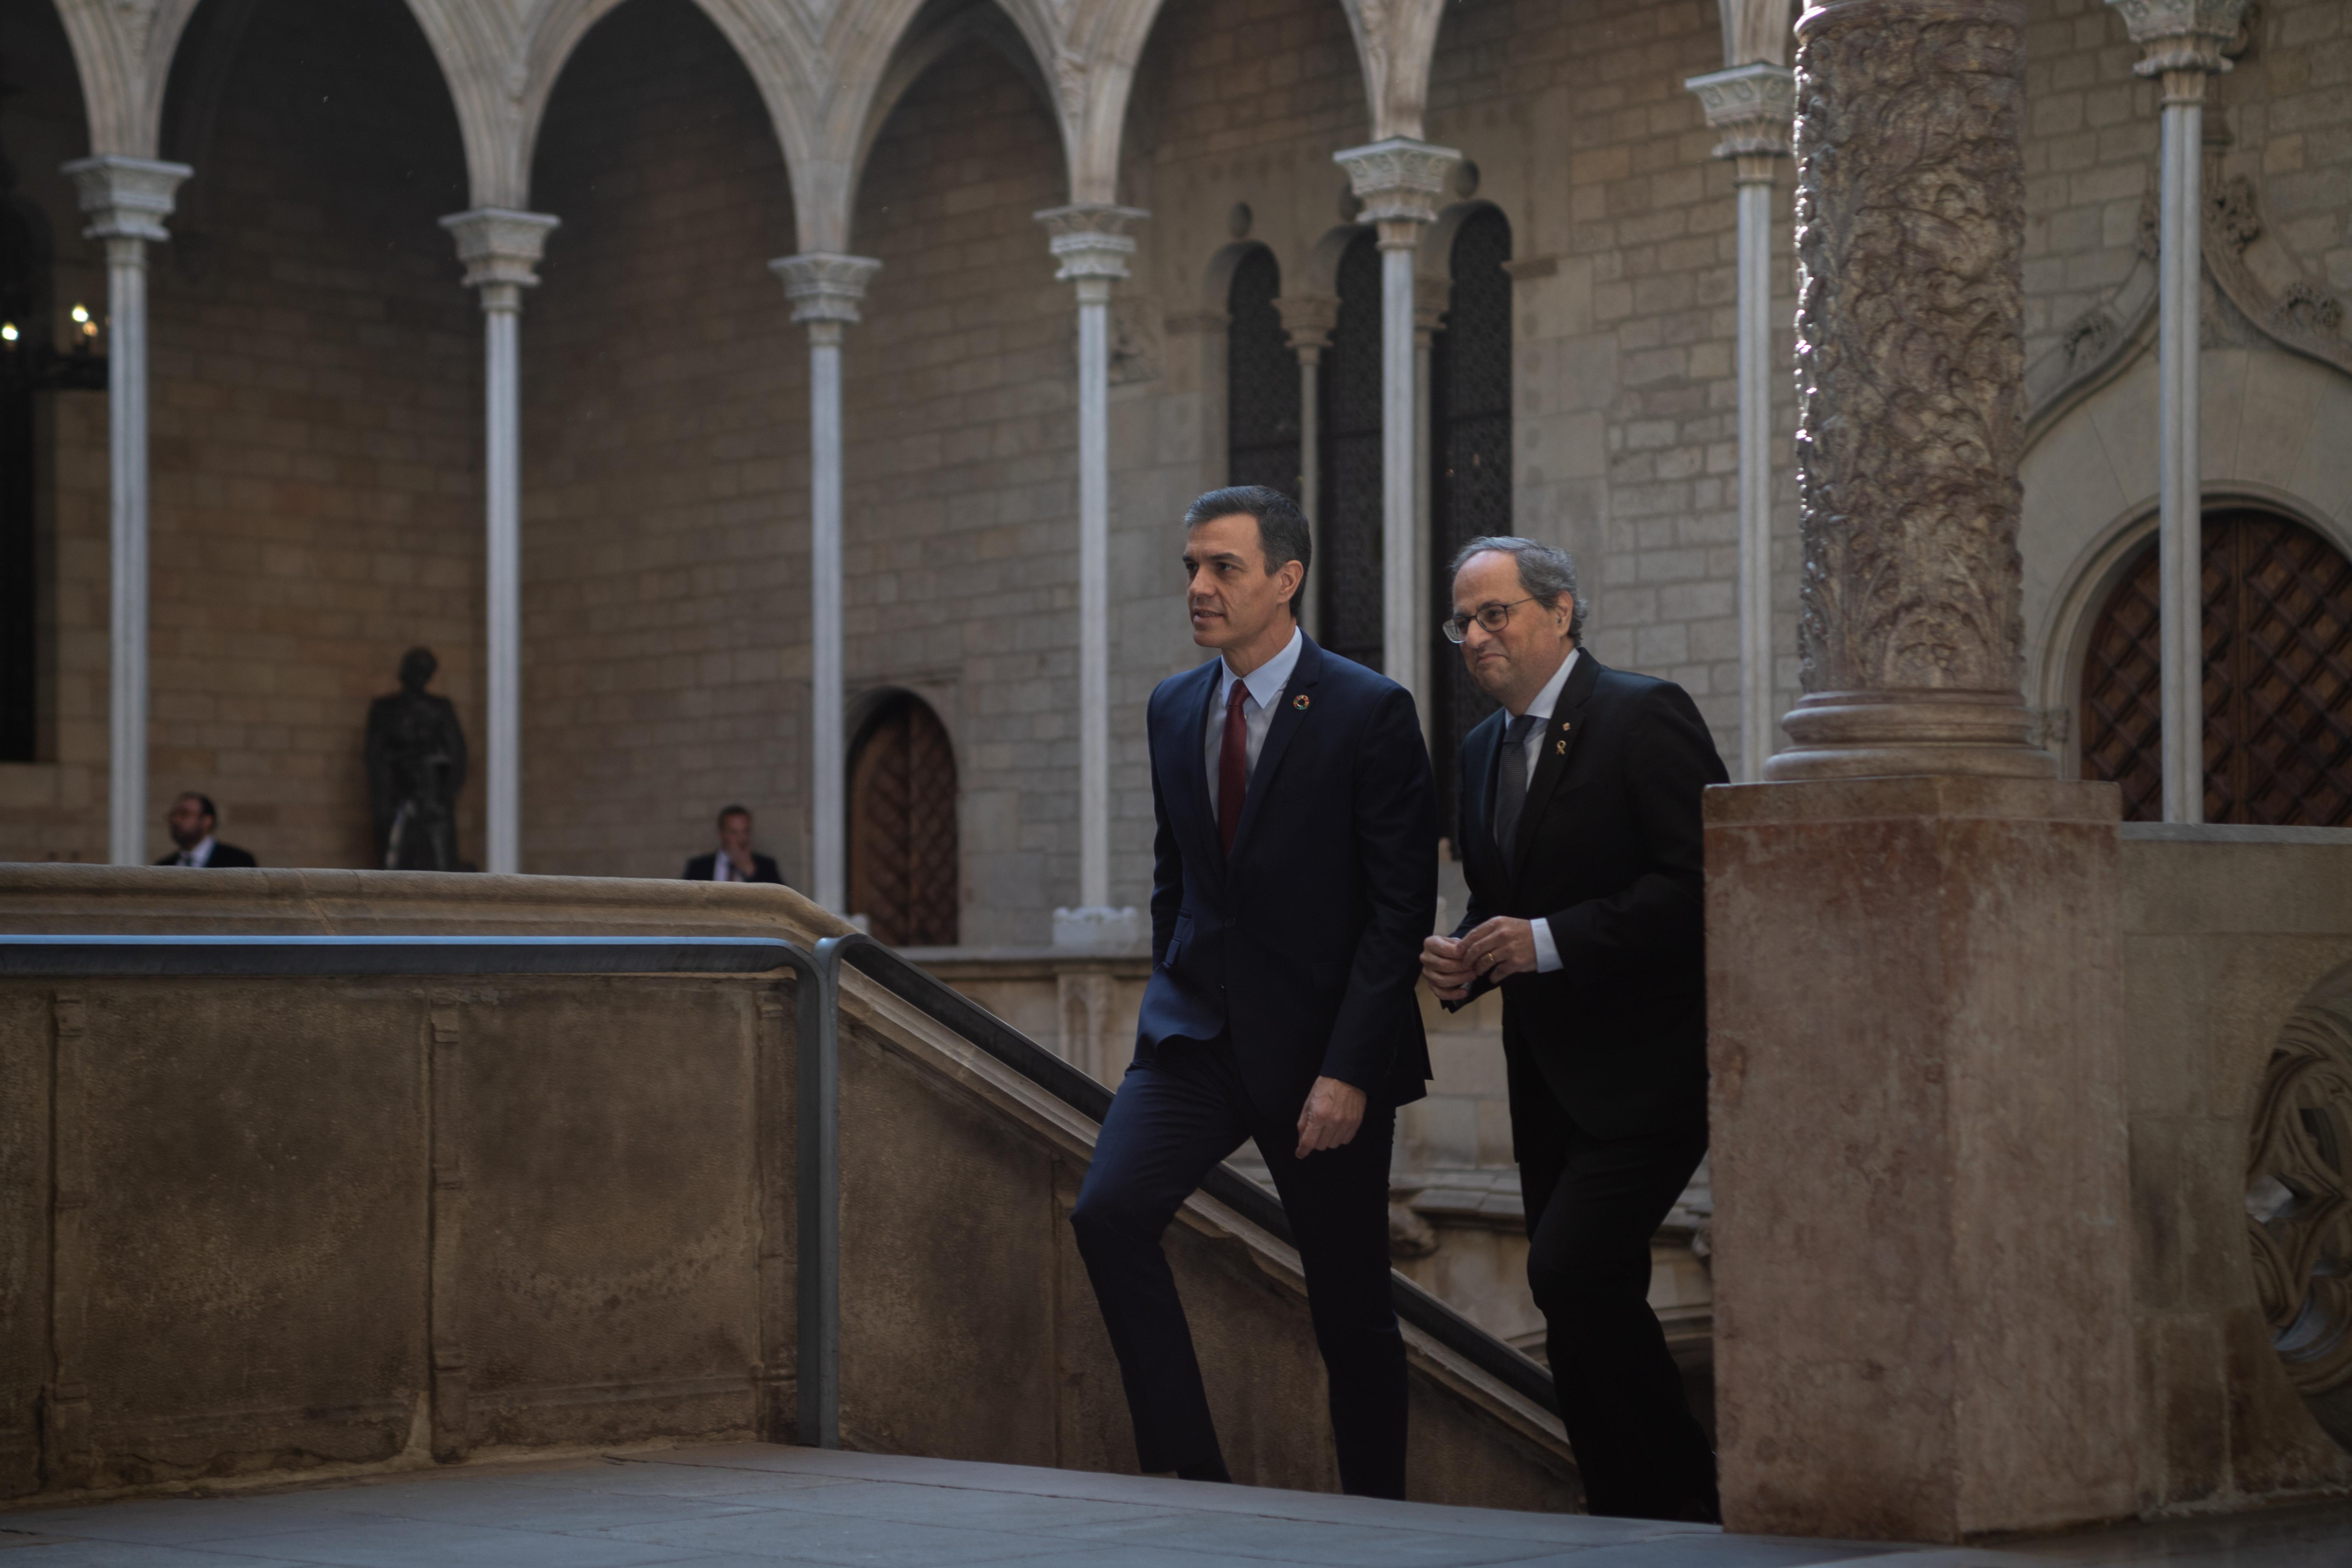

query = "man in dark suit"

[
  {"left": 1421, "top": 536, "right": 1727, "bottom": 1522},
  {"left": 157, "top": 792, "right": 258, "bottom": 868},
  {"left": 681, "top": 804, "right": 785, "bottom": 884},
  {"left": 1070, "top": 485, "right": 1436, "bottom": 1499}
]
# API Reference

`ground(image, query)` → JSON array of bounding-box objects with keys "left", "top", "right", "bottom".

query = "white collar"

[
  {"left": 1219, "top": 624, "right": 1305, "bottom": 711},
  {"left": 1515, "top": 645, "right": 1580, "bottom": 725},
  {"left": 182, "top": 835, "right": 217, "bottom": 866}
]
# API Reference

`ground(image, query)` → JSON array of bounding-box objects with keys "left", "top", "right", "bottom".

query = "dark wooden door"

[
  {"left": 2081, "top": 510, "right": 2352, "bottom": 824},
  {"left": 848, "top": 693, "right": 959, "bottom": 946}
]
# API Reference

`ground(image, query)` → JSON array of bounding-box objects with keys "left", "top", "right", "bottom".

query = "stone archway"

[{"left": 847, "top": 691, "right": 959, "bottom": 948}]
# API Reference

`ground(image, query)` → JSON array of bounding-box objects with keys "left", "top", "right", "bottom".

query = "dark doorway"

[
  {"left": 1317, "top": 228, "right": 1383, "bottom": 672},
  {"left": 1429, "top": 207, "right": 1513, "bottom": 842},
  {"left": 2081, "top": 509, "right": 2352, "bottom": 824},
  {"left": 1226, "top": 246, "right": 1300, "bottom": 500},
  {"left": 849, "top": 692, "right": 960, "bottom": 947}
]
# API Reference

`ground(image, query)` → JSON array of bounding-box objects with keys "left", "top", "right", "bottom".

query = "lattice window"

[
  {"left": 2080, "top": 510, "right": 2352, "bottom": 825},
  {"left": 1318, "top": 229, "right": 1384, "bottom": 672},
  {"left": 1226, "top": 246, "right": 1300, "bottom": 500},
  {"left": 848, "top": 693, "right": 960, "bottom": 947},
  {"left": 0, "top": 195, "right": 48, "bottom": 763},
  {"left": 1429, "top": 208, "right": 1513, "bottom": 842}
]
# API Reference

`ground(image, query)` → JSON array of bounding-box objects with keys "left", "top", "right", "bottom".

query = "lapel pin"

[
  {"left": 1292, "top": 694, "right": 1310, "bottom": 710},
  {"left": 1556, "top": 738, "right": 1566, "bottom": 754}
]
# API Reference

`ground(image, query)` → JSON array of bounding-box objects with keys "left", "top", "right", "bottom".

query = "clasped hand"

[{"left": 1420, "top": 917, "right": 1539, "bottom": 1002}]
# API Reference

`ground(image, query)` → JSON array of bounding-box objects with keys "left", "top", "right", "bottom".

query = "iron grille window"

[
  {"left": 2081, "top": 509, "right": 2352, "bottom": 824},
  {"left": 1226, "top": 246, "right": 1300, "bottom": 500},
  {"left": 1429, "top": 207, "right": 1513, "bottom": 844},
  {"left": 1318, "top": 229, "right": 1384, "bottom": 671},
  {"left": 0, "top": 195, "right": 45, "bottom": 763}
]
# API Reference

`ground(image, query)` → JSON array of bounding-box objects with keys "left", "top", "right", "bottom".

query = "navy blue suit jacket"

[{"left": 1133, "top": 632, "right": 1437, "bottom": 1119}]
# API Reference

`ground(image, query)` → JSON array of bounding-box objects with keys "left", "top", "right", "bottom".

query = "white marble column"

[
  {"left": 440, "top": 209, "right": 559, "bottom": 875},
  {"left": 1686, "top": 63, "right": 1796, "bottom": 781},
  {"left": 2107, "top": 0, "right": 2244, "bottom": 822},
  {"left": 1035, "top": 203, "right": 1146, "bottom": 949},
  {"left": 770, "top": 253, "right": 882, "bottom": 915},
  {"left": 1334, "top": 139, "right": 1458, "bottom": 714},
  {"left": 1274, "top": 293, "right": 1337, "bottom": 632},
  {"left": 63, "top": 155, "right": 190, "bottom": 866}
]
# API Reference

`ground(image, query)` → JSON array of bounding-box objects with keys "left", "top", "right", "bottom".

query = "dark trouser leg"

[
  {"left": 1257, "top": 1098, "right": 1408, "bottom": 1500},
  {"left": 1068, "top": 1049, "right": 1248, "bottom": 1478},
  {"left": 1523, "top": 1117, "right": 1714, "bottom": 1521}
]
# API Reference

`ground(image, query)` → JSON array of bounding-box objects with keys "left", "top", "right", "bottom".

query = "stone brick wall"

[
  {"left": 840, "top": 40, "right": 1092, "bottom": 944},
  {"left": 521, "top": 0, "right": 805, "bottom": 883}
]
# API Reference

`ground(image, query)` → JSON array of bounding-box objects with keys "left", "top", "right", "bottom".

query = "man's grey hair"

[{"left": 1449, "top": 536, "right": 1586, "bottom": 643}]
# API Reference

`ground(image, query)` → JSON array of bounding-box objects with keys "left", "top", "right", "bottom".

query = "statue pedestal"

[{"left": 1704, "top": 776, "right": 2136, "bottom": 1540}]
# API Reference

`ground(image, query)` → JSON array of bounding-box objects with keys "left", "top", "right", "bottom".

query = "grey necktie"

[{"left": 1493, "top": 712, "right": 1543, "bottom": 862}]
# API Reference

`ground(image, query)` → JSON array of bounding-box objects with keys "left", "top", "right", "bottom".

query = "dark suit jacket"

[
  {"left": 1447, "top": 652, "right": 1727, "bottom": 1140},
  {"left": 682, "top": 851, "right": 784, "bottom": 885},
  {"left": 155, "top": 842, "right": 258, "bottom": 868},
  {"left": 1135, "top": 632, "right": 1437, "bottom": 1118}
]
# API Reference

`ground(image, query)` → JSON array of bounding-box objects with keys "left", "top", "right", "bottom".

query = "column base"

[
  {"left": 1763, "top": 690, "right": 2058, "bottom": 781},
  {"left": 1704, "top": 775, "right": 2134, "bottom": 1540},
  {"left": 1052, "top": 905, "right": 1145, "bottom": 952}
]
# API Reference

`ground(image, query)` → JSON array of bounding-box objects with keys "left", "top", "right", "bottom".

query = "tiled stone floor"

[{"left": 2, "top": 1445, "right": 2348, "bottom": 1568}]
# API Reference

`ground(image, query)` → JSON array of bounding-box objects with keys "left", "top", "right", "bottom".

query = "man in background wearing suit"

[
  {"left": 1421, "top": 536, "right": 1728, "bottom": 1522},
  {"left": 157, "top": 792, "right": 258, "bottom": 868},
  {"left": 1069, "top": 485, "right": 1437, "bottom": 1499},
  {"left": 681, "top": 804, "right": 785, "bottom": 884}
]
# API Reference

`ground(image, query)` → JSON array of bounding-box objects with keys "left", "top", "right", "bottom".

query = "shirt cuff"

[{"left": 1531, "top": 916, "right": 1562, "bottom": 974}]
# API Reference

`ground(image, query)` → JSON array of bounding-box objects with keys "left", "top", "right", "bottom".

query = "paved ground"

[{"left": 2, "top": 1444, "right": 2348, "bottom": 1568}]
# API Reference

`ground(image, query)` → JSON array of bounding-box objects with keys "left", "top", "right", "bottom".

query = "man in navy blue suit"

[{"left": 1068, "top": 485, "right": 1437, "bottom": 1499}]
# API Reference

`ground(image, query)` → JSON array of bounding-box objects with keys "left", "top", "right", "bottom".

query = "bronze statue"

[{"left": 365, "top": 648, "right": 468, "bottom": 871}]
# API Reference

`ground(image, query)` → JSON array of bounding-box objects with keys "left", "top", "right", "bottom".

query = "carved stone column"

[
  {"left": 439, "top": 208, "right": 559, "bottom": 875},
  {"left": 771, "top": 253, "right": 882, "bottom": 915},
  {"left": 1763, "top": 2, "right": 2052, "bottom": 782},
  {"left": 1035, "top": 204, "right": 1146, "bottom": 949},
  {"left": 1707, "top": 0, "right": 2134, "bottom": 1542},
  {"left": 2107, "top": 0, "right": 2247, "bottom": 821},
  {"left": 62, "top": 155, "right": 190, "bottom": 865},
  {"left": 1334, "top": 138, "right": 1459, "bottom": 718},
  {"left": 1274, "top": 294, "right": 1337, "bottom": 633},
  {"left": 1685, "top": 64, "right": 1794, "bottom": 780}
]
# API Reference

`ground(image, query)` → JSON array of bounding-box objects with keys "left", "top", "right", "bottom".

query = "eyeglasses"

[{"left": 1441, "top": 597, "right": 1540, "bottom": 643}]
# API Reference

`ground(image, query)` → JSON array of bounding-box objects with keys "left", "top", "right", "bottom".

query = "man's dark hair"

[
  {"left": 716, "top": 804, "right": 751, "bottom": 827},
  {"left": 1183, "top": 486, "right": 1312, "bottom": 617},
  {"left": 177, "top": 791, "right": 218, "bottom": 822}
]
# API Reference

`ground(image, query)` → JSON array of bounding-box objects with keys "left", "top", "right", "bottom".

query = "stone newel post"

[
  {"left": 1684, "top": 64, "right": 1793, "bottom": 781},
  {"left": 2105, "top": 0, "right": 2247, "bottom": 822},
  {"left": 63, "top": 155, "right": 191, "bottom": 866},
  {"left": 1705, "top": 0, "right": 2135, "bottom": 1542},
  {"left": 1035, "top": 203, "right": 1146, "bottom": 949},
  {"left": 440, "top": 208, "right": 559, "bottom": 876},
  {"left": 1334, "top": 138, "right": 1458, "bottom": 720},
  {"left": 771, "top": 252, "right": 882, "bottom": 916}
]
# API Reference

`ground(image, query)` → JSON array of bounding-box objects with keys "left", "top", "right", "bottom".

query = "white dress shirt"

[
  {"left": 170, "top": 835, "right": 218, "bottom": 868},
  {"left": 1500, "top": 646, "right": 1579, "bottom": 974},
  {"left": 1204, "top": 624, "right": 1305, "bottom": 817},
  {"left": 713, "top": 849, "right": 746, "bottom": 882}
]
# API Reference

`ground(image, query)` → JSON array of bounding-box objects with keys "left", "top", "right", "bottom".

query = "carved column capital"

[
  {"left": 1273, "top": 293, "right": 1339, "bottom": 359},
  {"left": 770, "top": 252, "right": 883, "bottom": 329},
  {"left": 61, "top": 155, "right": 192, "bottom": 245},
  {"left": 2106, "top": 0, "right": 2248, "bottom": 90},
  {"left": 1334, "top": 137, "right": 1462, "bottom": 249},
  {"left": 438, "top": 208, "right": 560, "bottom": 300},
  {"left": 1685, "top": 62, "right": 1796, "bottom": 166},
  {"left": 1034, "top": 204, "right": 1150, "bottom": 287}
]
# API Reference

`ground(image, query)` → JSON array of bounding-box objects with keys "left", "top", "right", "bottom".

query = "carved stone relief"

[{"left": 2248, "top": 997, "right": 2352, "bottom": 1450}]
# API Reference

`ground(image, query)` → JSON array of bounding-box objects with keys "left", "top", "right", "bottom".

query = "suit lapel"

[
  {"left": 1458, "top": 710, "right": 1503, "bottom": 891},
  {"left": 1225, "top": 634, "right": 1322, "bottom": 865},
  {"left": 1508, "top": 650, "right": 1602, "bottom": 887},
  {"left": 1174, "top": 658, "right": 1227, "bottom": 889}
]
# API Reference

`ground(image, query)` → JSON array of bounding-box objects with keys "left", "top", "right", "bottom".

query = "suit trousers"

[
  {"left": 1516, "top": 1075, "right": 1715, "bottom": 1520},
  {"left": 1068, "top": 1035, "right": 1407, "bottom": 1498}
]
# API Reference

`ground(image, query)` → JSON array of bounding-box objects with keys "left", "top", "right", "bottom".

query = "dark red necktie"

[{"left": 1219, "top": 677, "right": 1250, "bottom": 858}]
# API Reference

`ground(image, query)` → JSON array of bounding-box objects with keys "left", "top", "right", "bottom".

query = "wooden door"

[
  {"left": 2081, "top": 510, "right": 2352, "bottom": 824},
  {"left": 848, "top": 694, "right": 959, "bottom": 946}
]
